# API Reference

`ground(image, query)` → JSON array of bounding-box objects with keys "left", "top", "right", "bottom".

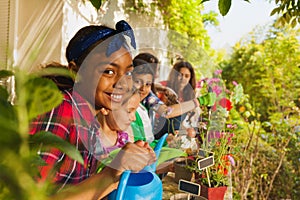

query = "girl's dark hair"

[
  {"left": 66, "top": 26, "right": 113, "bottom": 67},
  {"left": 39, "top": 62, "right": 74, "bottom": 91},
  {"left": 41, "top": 20, "right": 135, "bottom": 91},
  {"left": 134, "top": 53, "right": 158, "bottom": 64},
  {"left": 132, "top": 58, "right": 156, "bottom": 93},
  {"left": 66, "top": 20, "right": 136, "bottom": 67},
  {"left": 44, "top": 26, "right": 114, "bottom": 91},
  {"left": 167, "top": 61, "right": 196, "bottom": 101},
  {"left": 134, "top": 53, "right": 159, "bottom": 74}
]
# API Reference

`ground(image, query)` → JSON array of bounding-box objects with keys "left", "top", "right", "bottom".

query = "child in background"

[
  {"left": 180, "top": 127, "right": 198, "bottom": 152},
  {"left": 154, "top": 60, "right": 197, "bottom": 138},
  {"left": 168, "top": 127, "right": 198, "bottom": 155},
  {"left": 133, "top": 53, "right": 216, "bottom": 140},
  {"left": 97, "top": 90, "right": 141, "bottom": 153}
]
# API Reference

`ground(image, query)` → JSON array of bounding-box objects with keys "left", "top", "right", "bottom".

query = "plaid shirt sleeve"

[{"left": 30, "top": 93, "right": 98, "bottom": 188}]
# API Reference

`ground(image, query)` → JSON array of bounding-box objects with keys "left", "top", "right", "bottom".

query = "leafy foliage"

[
  {"left": 0, "top": 69, "right": 83, "bottom": 199},
  {"left": 29, "top": 131, "right": 84, "bottom": 165},
  {"left": 156, "top": 0, "right": 211, "bottom": 49},
  {"left": 88, "top": 0, "right": 300, "bottom": 27},
  {"left": 201, "top": 0, "right": 300, "bottom": 27},
  {"left": 122, "top": 0, "right": 219, "bottom": 77},
  {"left": 271, "top": 0, "right": 300, "bottom": 27},
  {"left": 220, "top": 24, "right": 300, "bottom": 199},
  {"left": 122, "top": 0, "right": 219, "bottom": 52},
  {"left": 24, "top": 76, "right": 63, "bottom": 120},
  {"left": 192, "top": 71, "right": 248, "bottom": 188}
]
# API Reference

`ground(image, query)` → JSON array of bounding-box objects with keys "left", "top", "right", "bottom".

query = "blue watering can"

[{"left": 108, "top": 133, "right": 168, "bottom": 200}]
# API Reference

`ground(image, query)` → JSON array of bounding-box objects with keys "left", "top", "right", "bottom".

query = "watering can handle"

[{"left": 115, "top": 170, "right": 131, "bottom": 200}]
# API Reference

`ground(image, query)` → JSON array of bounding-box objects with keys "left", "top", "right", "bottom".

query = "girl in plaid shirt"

[{"left": 30, "top": 20, "right": 156, "bottom": 200}]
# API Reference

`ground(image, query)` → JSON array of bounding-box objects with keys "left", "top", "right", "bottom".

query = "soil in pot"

[{"left": 173, "top": 157, "right": 193, "bottom": 183}]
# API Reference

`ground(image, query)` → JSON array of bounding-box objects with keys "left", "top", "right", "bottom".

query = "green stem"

[{"left": 15, "top": 71, "right": 30, "bottom": 157}]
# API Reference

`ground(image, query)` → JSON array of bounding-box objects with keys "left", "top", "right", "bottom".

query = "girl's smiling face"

[
  {"left": 133, "top": 74, "right": 153, "bottom": 101},
  {"left": 76, "top": 46, "right": 134, "bottom": 111}
]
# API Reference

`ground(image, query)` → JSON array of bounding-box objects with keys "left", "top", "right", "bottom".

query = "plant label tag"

[
  {"left": 178, "top": 179, "right": 201, "bottom": 196},
  {"left": 198, "top": 149, "right": 214, "bottom": 170},
  {"left": 198, "top": 156, "right": 214, "bottom": 170}
]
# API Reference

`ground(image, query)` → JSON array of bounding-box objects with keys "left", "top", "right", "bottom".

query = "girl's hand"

[{"left": 108, "top": 141, "right": 156, "bottom": 173}]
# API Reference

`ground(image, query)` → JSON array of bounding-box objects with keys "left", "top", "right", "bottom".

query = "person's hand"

[
  {"left": 154, "top": 83, "right": 179, "bottom": 105},
  {"left": 197, "top": 92, "right": 216, "bottom": 107},
  {"left": 108, "top": 141, "right": 156, "bottom": 174}
]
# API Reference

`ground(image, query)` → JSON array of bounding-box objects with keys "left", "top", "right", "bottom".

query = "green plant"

[
  {"left": 0, "top": 68, "right": 83, "bottom": 200},
  {"left": 186, "top": 69, "right": 247, "bottom": 188},
  {"left": 221, "top": 24, "right": 300, "bottom": 199}
]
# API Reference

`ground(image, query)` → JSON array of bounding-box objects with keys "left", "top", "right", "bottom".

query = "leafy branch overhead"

[
  {"left": 201, "top": 0, "right": 299, "bottom": 27},
  {"left": 88, "top": 0, "right": 300, "bottom": 27},
  {"left": 270, "top": 0, "right": 300, "bottom": 27}
]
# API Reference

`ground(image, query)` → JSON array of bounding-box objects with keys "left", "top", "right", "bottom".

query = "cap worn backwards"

[{"left": 66, "top": 20, "right": 136, "bottom": 64}]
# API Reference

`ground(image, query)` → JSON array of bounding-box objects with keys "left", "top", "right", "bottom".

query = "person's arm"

[
  {"left": 162, "top": 99, "right": 199, "bottom": 118},
  {"left": 156, "top": 92, "right": 216, "bottom": 118},
  {"left": 149, "top": 85, "right": 199, "bottom": 118},
  {"left": 49, "top": 141, "right": 156, "bottom": 200},
  {"left": 49, "top": 167, "right": 120, "bottom": 200}
]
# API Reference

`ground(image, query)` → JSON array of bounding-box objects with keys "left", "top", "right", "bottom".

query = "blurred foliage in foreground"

[{"left": 0, "top": 68, "right": 83, "bottom": 200}]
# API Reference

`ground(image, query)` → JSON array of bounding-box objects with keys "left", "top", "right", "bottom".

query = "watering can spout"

[
  {"left": 154, "top": 133, "right": 168, "bottom": 155},
  {"left": 144, "top": 133, "right": 168, "bottom": 172}
]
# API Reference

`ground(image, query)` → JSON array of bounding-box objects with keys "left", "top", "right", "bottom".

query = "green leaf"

[
  {"left": 0, "top": 70, "right": 13, "bottom": 79},
  {"left": 0, "top": 121, "right": 21, "bottom": 151},
  {"left": 218, "top": 0, "right": 231, "bottom": 16},
  {"left": 291, "top": 18, "right": 297, "bottom": 27},
  {"left": 233, "top": 84, "right": 244, "bottom": 104},
  {"left": 0, "top": 164, "right": 25, "bottom": 200},
  {"left": 0, "top": 86, "right": 9, "bottom": 102},
  {"left": 0, "top": 99, "right": 20, "bottom": 151},
  {"left": 0, "top": 98, "right": 17, "bottom": 123},
  {"left": 25, "top": 76, "right": 63, "bottom": 120},
  {"left": 31, "top": 155, "right": 48, "bottom": 166},
  {"left": 270, "top": 7, "right": 281, "bottom": 16},
  {"left": 200, "top": 0, "right": 210, "bottom": 3},
  {"left": 23, "top": 155, "right": 48, "bottom": 178},
  {"left": 29, "top": 131, "right": 84, "bottom": 165},
  {"left": 89, "top": 0, "right": 102, "bottom": 10}
]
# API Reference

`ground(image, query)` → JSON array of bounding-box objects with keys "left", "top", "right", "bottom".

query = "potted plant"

[
  {"left": 184, "top": 70, "right": 244, "bottom": 200},
  {"left": 173, "top": 156, "right": 194, "bottom": 183}
]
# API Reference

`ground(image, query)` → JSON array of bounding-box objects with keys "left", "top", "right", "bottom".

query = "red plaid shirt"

[{"left": 30, "top": 90, "right": 104, "bottom": 189}]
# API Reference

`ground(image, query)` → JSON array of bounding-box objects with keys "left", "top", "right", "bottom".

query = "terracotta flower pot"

[
  {"left": 173, "top": 158, "right": 193, "bottom": 183},
  {"left": 200, "top": 184, "right": 227, "bottom": 200}
]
